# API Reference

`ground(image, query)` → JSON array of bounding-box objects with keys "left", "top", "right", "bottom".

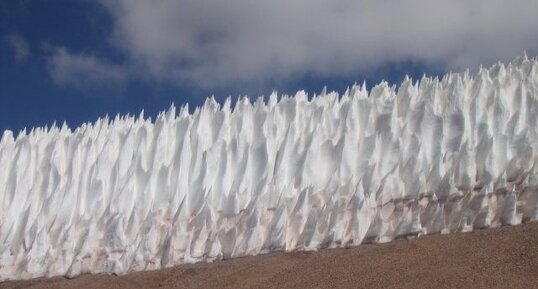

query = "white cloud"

[
  {"left": 6, "top": 34, "right": 30, "bottom": 62},
  {"left": 47, "top": 47, "right": 127, "bottom": 88},
  {"left": 56, "top": 0, "right": 538, "bottom": 89}
]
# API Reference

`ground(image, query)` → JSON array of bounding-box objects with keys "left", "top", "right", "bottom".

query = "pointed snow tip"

[
  {"left": 17, "top": 127, "right": 27, "bottom": 139},
  {"left": 204, "top": 95, "right": 218, "bottom": 107},
  {"left": 343, "top": 86, "right": 350, "bottom": 97},
  {"left": 295, "top": 90, "right": 308, "bottom": 102},
  {"left": 156, "top": 110, "right": 166, "bottom": 121},
  {"left": 61, "top": 121, "right": 69, "bottom": 131},
  {"left": 400, "top": 75, "right": 413, "bottom": 87},
  {"left": 1, "top": 130, "right": 14, "bottom": 143},
  {"left": 237, "top": 95, "right": 251, "bottom": 108},
  {"left": 268, "top": 92, "right": 278, "bottom": 107},
  {"left": 165, "top": 103, "right": 176, "bottom": 118},
  {"left": 223, "top": 96, "right": 232, "bottom": 110},
  {"left": 511, "top": 52, "right": 531, "bottom": 66},
  {"left": 179, "top": 103, "right": 190, "bottom": 117},
  {"left": 320, "top": 86, "right": 327, "bottom": 96},
  {"left": 255, "top": 96, "right": 265, "bottom": 107}
]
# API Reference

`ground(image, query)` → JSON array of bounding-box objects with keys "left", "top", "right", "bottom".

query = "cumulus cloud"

[
  {"left": 6, "top": 34, "right": 30, "bottom": 63},
  {"left": 53, "top": 0, "right": 538, "bottom": 89},
  {"left": 47, "top": 47, "right": 127, "bottom": 88}
]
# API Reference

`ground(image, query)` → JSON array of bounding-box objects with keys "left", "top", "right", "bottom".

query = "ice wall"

[{"left": 1, "top": 56, "right": 538, "bottom": 280}]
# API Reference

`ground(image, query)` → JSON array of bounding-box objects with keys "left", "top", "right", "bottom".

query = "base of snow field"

[{"left": 1, "top": 55, "right": 538, "bottom": 281}]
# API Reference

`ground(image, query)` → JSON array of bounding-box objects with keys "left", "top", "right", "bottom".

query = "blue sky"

[{"left": 1, "top": 0, "right": 537, "bottom": 133}]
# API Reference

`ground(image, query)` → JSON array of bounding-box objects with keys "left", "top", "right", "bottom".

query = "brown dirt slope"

[{"left": 2, "top": 222, "right": 538, "bottom": 289}]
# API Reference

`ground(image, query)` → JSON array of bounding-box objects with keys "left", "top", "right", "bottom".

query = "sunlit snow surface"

[{"left": 2, "top": 56, "right": 538, "bottom": 280}]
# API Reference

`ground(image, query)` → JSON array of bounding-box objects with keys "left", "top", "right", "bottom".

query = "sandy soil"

[{"left": 2, "top": 222, "right": 538, "bottom": 289}]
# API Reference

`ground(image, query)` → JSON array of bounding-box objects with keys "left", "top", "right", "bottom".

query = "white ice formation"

[{"left": 1, "top": 55, "right": 538, "bottom": 280}]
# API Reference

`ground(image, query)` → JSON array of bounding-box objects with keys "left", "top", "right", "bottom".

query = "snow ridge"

[{"left": 1, "top": 55, "right": 538, "bottom": 280}]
